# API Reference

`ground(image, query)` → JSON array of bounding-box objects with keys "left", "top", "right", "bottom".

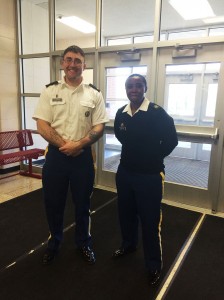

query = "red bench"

[{"left": 0, "top": 129, "right": 45, "bottom": 179}]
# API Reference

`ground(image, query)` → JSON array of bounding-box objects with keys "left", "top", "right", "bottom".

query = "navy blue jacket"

[{"left": 114, "top": 102, "right": 178, "bottom": 174}]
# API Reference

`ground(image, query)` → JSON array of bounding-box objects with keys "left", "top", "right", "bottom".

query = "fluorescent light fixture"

[
  {"left": 169, "top": 0, "right": 215, "bottom": 20},
  {"left": 203, "top": 16, "right": 224, "bottom": 24},
  {"left": 57, "top": 16, "right": 95, "bottom": 33}
]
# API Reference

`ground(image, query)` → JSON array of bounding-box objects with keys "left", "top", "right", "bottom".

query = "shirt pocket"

[
  {"left": 50, "top": 98, "right": 66, "bottom": 119},
  {"left": 80, "top": 101, "right": 95, "bottom": 120}
]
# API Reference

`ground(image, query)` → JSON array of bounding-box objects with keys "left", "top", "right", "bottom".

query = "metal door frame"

[
  {"left": 156, "top": 44, "right": 224, "bottom": 212},
  {"left": 95, "top": 49, "right": 152, "bottom": 189}
]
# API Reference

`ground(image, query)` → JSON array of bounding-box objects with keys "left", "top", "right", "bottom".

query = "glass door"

[
  {"left": 96, "top": 44, "right": 224, "bottom": 213},
  {"left": 163, "top": 62, "right": 219, "bottom": 188},
  {"left": 96, "top": 50, "right": 152, "bottom": 189},
  {"left": 156, "top": 44, "right": 224, "bottom": 211}
]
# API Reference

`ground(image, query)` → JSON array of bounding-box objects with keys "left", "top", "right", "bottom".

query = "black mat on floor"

[
  {"left": 0, "top": 189, "right": 202, "bottom": 300},
  {"left": 104, "top": 155, "right": 208, "bottom": 188},
  {"left": 0, "top": 188, "right": 116, "bottom": 270},
  {"left": 164, "top": 214, "right": 224, "bottom": 300}
]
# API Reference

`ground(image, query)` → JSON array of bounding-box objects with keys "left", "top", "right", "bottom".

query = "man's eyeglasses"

[{"left": 63, "top": 57, "right": 83, "bottom": 65}]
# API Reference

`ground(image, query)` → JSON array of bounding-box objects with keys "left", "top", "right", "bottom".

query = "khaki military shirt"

[{"left": 33, "top": 78, "right": 109, "bottom": 141}]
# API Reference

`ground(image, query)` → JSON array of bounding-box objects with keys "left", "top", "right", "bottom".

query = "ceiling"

[{"left": 31, "top": 0, "right": 224, "bottom": 40}]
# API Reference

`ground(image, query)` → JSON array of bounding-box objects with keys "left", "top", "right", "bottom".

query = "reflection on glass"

[
  {"left": 134, "top": 36, "right": 154, "bottom": 43},
  {"left": 20, "top": 0, "right": 49, "bottom": 54},
  {"left": 23, "top": 58, "right": 50, "bottom": 94},
  {"left": 160, "top": 61, "right": 221, "bottom": 188},
  {"left": 101, "top": 0, "right": 155, "bottom": 46},
  {"left": 108, "top": 38, "right": 132, "bottom": 46},
  {"left": 206, "top": 84, "right": 217, "bottom": 117},
  {"left": 24, "top": 97, "right": 48, "bottom": 163},
  {"left": 209, "top": 27, "right": 224, "bottom": 36},
  {"left": 55, "top": 0, "right": 96, "bottom": 50},
  {"left": 164, "top": 62, "right": 220, "bottom": 126},
  {"left": 103, "top": 134, "right": 121, "bottom": 170},
  {"left": 161, "top": 0, "right": 224, "bottom": 41},
  {"left": 103, "top": 133, "right": 211, "bottom": 189},
  {"left": 166, "top": 141, "right": 211, "bottom": 188},
  {"left": 24, "top": 97, "right": 39, "bottom": 130},
  {"left": 167, "top": 84, "right": 196, "bottom": 117},
  {"left": 168, "top": 30, "right": 206, "bottom": 40}
]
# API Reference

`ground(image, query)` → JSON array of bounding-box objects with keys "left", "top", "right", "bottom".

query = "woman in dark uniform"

[{"left": 113, "top": 74, "right": 178, "bottom": 286}]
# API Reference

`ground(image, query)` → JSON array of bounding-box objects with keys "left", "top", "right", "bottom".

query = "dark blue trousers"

[
  {"left": 116, "top": 164, "right": 163, "bottom": 272},
  {"left": 42, "top": 145, "right": 95, "bottom": 251}
]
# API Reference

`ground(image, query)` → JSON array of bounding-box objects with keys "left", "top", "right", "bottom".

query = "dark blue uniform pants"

[
  {"left": 42, "top": 145, "right": 95, "bottom": 251},
  {"left": 116, "top": 164, "right": 163, "bottom": 272}
]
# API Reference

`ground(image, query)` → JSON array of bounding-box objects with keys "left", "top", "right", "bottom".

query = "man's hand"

[
  {"left": 59, "top": 124, "right": 105, "bottom": 157},
  {"left": 59, "top": 140, "right": 83, "bottom": 157}
]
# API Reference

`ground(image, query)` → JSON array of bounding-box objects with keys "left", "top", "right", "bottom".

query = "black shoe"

[
  {"left": 42, "top": 249, "right": 57, "bottom": 265},
  {"left": 79, "top": 246, "right": 96, "bottom": 264},
  {"left": 112, "top": 247, "right": 137, "bottom": 258},
  {"left": 149, "top": 270, "right": 161, "bottom": 286}
]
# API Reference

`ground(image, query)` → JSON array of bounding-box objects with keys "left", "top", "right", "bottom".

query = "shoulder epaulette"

[
  {"left": 46, "top": 81, "right": 59, "bottom": 88},
  {"left": 89, "top": 83, "right": 100, "bottom": 92},
  {"left": 149, "top": 102, "right": 162, "bottom": 110}
]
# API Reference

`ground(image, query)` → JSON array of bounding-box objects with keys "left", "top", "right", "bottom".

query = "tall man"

[
  {"left": 33, "top": 45, "right": 109, "bottom": 265},
  {"left": 113, "top": 74, "right": 178, "bottom": 285}
]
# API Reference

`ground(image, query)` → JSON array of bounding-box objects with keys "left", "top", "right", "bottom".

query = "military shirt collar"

[
  {"left": 122, "top": 98, "right": 150, "bottom": 116},
  {"left": 61, "top": 76, "right": 84, "bottom": 90}
]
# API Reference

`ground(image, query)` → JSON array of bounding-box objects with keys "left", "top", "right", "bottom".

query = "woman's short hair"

[{"left": 125, "top": 74, "right": 147, "bottom": 92}]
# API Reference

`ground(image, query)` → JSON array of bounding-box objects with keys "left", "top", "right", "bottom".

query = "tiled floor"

[{"left": 0, "top": 173, "right": 42, "bottom": 204}]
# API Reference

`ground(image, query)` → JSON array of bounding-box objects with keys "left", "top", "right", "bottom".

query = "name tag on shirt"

[
  {"left": 50, "top": 98, "right": 65, "bottom": 105},
  {"left": 52, "top": 98, "right": 63, "bottom": 102}
]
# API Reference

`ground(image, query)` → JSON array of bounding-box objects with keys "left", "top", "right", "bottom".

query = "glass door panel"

[
  {"left": 97, "top": 50, "right": 152, "bottom": 188},
  {"left": 55, "top": 0, "right": 96, "bottom": 50},
  {"left": 156, "top": 45, "right": 224, "bottom": 211},
  {"left": 101, "top": 0, "right": 156, "bottom": 46},
  {"left": 103, "top": 66, "right": 147, "bottom": 173},
  {"left": 164, "top": 63, "right": 219, "bottom": 126},
  {"left": 163, "top": 62, "right": 220, "bottom": 189}
]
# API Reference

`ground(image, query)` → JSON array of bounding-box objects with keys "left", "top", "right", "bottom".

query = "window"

[
  {"left": 167, "top": 83, "right": 197, "bottom": 117},
  {"left": 20, "top": 0, "right": 49, "bottom": 54},
  {"left": 22, "top": 58, "right": 50, "bottom": 93},
  {"left": 55, "top": 0, "right": 96, "bottom": 49},
  {"left": 101, "top": 0, "right": 155, "bottom": 46},
  {"left": 106, "top": 66, "right": 147, "bottom": 119},
  {"left": 164, "top": 63, "right": 220, "bottom": 126}
]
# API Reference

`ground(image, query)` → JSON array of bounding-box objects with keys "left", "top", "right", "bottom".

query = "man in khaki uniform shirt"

[{"left": 33, "top": 45, "right": 109, "bottom": 265}]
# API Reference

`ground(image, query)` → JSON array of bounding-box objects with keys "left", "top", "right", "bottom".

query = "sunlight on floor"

[{"left": 0, "top": 173, "right": 42, "bottom": 203}]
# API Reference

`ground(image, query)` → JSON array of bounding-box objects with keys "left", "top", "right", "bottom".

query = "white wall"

[{"left": 0, "top": 0, "right": 19, "bottom": 131}]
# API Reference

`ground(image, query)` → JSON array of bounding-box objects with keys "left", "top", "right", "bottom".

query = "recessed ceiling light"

[
  {"left": 57, "top": 16, "right": 95, "bottom": 34},
  {"left": 169, "top": 0, "right": 215, "bottom": 20}
]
